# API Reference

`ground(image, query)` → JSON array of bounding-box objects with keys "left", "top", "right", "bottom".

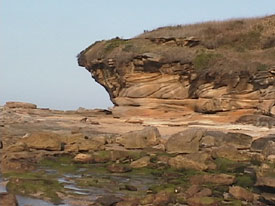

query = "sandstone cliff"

[{"left": 78, "top": 15, "right": 275, "bottom": 118}]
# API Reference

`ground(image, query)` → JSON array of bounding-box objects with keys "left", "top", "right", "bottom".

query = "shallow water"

[{"left": 1, "top": 163, "right": 161, "bottom": 206}]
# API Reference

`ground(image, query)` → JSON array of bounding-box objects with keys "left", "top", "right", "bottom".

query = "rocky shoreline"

[{"left": 1, "top": 102, "right": 275, "bottom": 205}]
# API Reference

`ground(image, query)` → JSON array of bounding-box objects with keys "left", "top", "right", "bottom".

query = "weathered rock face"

[{"left": 78, "top": 28, "right": 275, "bottom": 117}]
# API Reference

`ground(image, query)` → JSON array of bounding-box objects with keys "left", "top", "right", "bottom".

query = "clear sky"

[{"left": 1, "top": 1, "right": 275, "bottom": 110}]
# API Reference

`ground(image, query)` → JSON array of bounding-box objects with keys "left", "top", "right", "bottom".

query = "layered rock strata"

[{"left": 78, "top": 16, "right": 275, "bottom": 117}]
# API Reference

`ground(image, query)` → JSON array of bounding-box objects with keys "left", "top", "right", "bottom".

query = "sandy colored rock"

[
  {"left": 4, "top": 101, "right": 37, "bottom": 109},
  {"left": 73, "top": 153, "right": 93, "bottom": 163},
  {"left": 130, "top": 156, "right": 151, "bottom": 168},
  {"left": 5, "top": 142, "right": 28, "bottom": 152},
  {"left": 20, "top": 131, "right": 62, "bottom": 151},
  {"left": 212, "top": 145, "right": 250, "bottom": 161},
  {"left": 116, "top": 126, "right": 160, "bottom": 149},
  {"left": 78, "top": 139, "right": 105, "bottom": 151},
  {"left": 229, "top": 186, "right": 254, "bottom": 202},
  {"left": 168, "top": 152, "right": 210, "bottom": 171},
  {"left": 256, "top": 175, "right": 275, "bottom": 188},
  {"left": 153, "top": 191, "right": 173, "bottom": 206},
  {"left": 166, "top": 128, "right": 205, "bottom": 153}
]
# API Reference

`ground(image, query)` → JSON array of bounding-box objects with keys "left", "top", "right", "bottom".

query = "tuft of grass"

[
  {"left": 104, "top": 38, "right": 127, "bottom": 53},
  {"left": 235, "top": 174, "right": 256, "bottom": 188},
  {"left": 193, "top": 51, "right": 223, "bottom": 70}
]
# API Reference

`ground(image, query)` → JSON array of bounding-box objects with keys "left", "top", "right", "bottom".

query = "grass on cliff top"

[{"left": 78, "top": 15, "right": 275, "bottom": 74}]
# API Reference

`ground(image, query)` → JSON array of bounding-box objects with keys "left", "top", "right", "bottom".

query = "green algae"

[
  {"left": 6, "top": 177, "right": 64, "bottom": 204},
  {"left": 214, "top": 157, "right": 247, "bottom": 173},
  {"left": 39, "top": 155, "right": 79, "bottom": 174}
]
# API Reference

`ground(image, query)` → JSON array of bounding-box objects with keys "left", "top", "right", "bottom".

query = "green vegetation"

[
  {"left": 104, "top": 38, "right": 128, "bottom": 53},
  {"left": 235, "top": 174, "right": 256, "bottom": 188},
  {"left": 5, "top": 172, "right": 64, "bottom": 204},
  {"left": 39, "top": 155, "right": 79, "bottom": 174},
  {"left": 214, "top": 157, "right": 246, "bottom": 174},
  {"left": 193, "top": 51, "right": 223, "bottom": 70}
]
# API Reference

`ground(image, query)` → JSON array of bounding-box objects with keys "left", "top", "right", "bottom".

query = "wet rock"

[
  {"left": 107, "top": 163, "right": 132, "bottom": 173},
  {"left": 168, "top": 152, "right": 210, "bottom": 171},
  {"left": 73, "top": 153, "right": 93, "bottom": 163},
  {"left": 187, "top": 196, "right": 219, "bottom": 206},
  {"left": 20, "top": 131, "right": 62, "bottom": 151},
  {"left": 124, "top": 184, "right": 138, "bottom": 191},
  {"left": 229, "top": 186, "right": 254, "bottom": 202},
  {"left": 191, "top": 174, "right": 235, "bottom": 185},
  {"left": 116, "top": 126, "right": 161, "bottom": 149},
  {"left": 4, "top": 101, "right": 37, "bottom": 109},
  {"left": 212, "top": 146, "right": 250, "bottom": 161},
  {"left": 130, "top": 156, "right": 151, "bottom": 168},
  {"left": 96, "top": 195, "right": 122, "bottom": 206},
  {"left": 166, "top": 128, "right": 205, "bottom": 154},
  {"left": 0, "top": 192, "right": 18, "bottom": 206}
]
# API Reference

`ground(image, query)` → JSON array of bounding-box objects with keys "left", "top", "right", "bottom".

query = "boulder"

[
  {"left": 116, "top": 126, "right": 160, "bottom": 149},
  {"left": 222, "top": 132, "right": 252, "bottom": 149},
  {"left": 212, "top": 146, "right": 250, "bottom": 161},
  {"left": 130, "top": 156, "right": 151, "bottom": 168},
  {"left": 204, "top": 131, "right": 252, "bottom": 149},
  {"left": 20, "top": 131, "right": 62, "bottom": 151},
  {"left": 166, "top": 128, "right": 205, "bottom": 154},
  {"left": 168, "top": 152, "right": 210, "bottom": 171},
  {"left": 256, "top": 175, "right": 275, "bottom": 188},
  {"left": 187, "top": 197, "right": 219, "bottom": 206},
  {"left": 96, "top": 195, "right": 122, "bottom": 206},
  {"left": 251, "top": 135, "right": 275, "bottom": 152},
  {"left": 4, "top": 101, "right": 37, "bottom": 109},
  {"left": 78, "top": 140, "right": 105, "bottom": 151},
  {"left": 229, "top": 186, "right": 254, "bottom": 202},
  {"left": 153, "top": 191, "right": 173, "bottom": 206},
  {"left": 107, "top": 164, "right": 132, "bottom": 173},
  {"left": 73, "top": 153, "right": 93, "bottom": 163}
]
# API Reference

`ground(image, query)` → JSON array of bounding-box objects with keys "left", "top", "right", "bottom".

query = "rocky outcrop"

[{"left": 78, "top": 16, "right": 275, "bottom": 118}]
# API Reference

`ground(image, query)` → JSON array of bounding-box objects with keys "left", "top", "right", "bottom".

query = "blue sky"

[{"left": 1, "top": 1, "right": 275, "bottom": 110}]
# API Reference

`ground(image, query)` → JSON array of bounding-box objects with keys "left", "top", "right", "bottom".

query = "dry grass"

[
  {"left": 78, "top": 15, "right": 275, "bottom": 74},
  {"left": 138, "top": 15, "right": 275, "bottom": 50}
]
